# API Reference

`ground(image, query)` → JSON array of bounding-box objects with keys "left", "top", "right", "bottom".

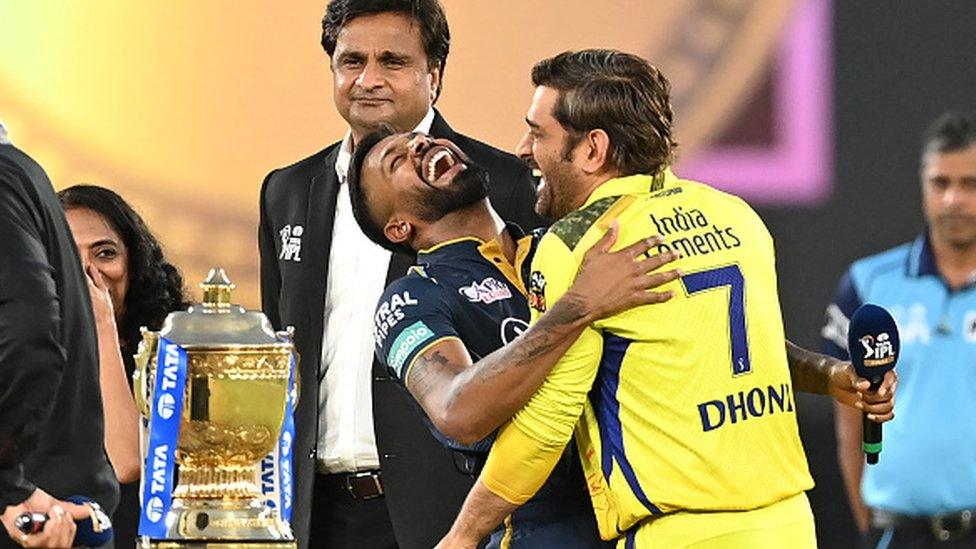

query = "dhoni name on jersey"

[{"left": 483, "top": 170, "right": 813, "bottom": 540}]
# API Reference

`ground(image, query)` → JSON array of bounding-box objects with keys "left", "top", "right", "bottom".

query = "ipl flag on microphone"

[
  {"left": 256, "top": 349, "right": 297, "bottom": 529},
  {"left": 138, "top": 338, "right": 188, "bottom": 537}
]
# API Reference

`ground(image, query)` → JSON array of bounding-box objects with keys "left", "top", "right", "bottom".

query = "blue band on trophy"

[
  {"left": 258, "top": 350, "right": 296, "bottom": 525},
  {"left": 138, "top": 337, "right": 188, "bottom": 537},
  {"left": 279, "top": 352, "right": 296, "bottom": 522}
]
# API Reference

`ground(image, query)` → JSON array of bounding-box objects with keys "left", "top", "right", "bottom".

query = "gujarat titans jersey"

[
  {"left": 373, "top": 228, "right": 606, "bottom": 545},
  {"left": 490, "top": 171, "right": 813, "bottom": 539},
  {"left": 373, "top": 231, "right": 535, "bottom": 453}
]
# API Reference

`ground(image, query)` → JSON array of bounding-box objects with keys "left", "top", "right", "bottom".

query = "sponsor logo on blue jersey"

[
  {"left": 458, "top": 277, "right": 512, "bottom": 304},
  {"left": 374, "top": 291, "right": 419, "bottom": 345},
  {"left": 388, "top": 320, "right": 436, "bottom": 377}
]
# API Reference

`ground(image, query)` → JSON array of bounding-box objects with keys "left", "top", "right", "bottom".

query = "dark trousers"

[{"left": 310, "top": 474, "right": 398, "bottom": 549}]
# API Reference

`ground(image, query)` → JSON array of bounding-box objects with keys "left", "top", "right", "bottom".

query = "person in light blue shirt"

[{"left": 822, "top": 111, "right": 976, "bottom": 548}]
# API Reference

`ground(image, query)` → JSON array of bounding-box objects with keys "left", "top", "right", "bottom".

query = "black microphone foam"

[{"left": 847, "top": 303, "right": 900, "bottom": 465}]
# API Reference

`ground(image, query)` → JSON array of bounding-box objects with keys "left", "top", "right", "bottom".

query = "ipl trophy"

[{"left": 133, "top": 268, "right": 297, "bottom": 548}]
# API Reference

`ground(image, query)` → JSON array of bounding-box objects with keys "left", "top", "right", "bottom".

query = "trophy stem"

[{"left": 173, "top": 466, "right": 262, "bottom": 500}]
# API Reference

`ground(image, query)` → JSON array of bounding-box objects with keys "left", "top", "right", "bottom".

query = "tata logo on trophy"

[
  {"left": 147, "top": 443, "right": 170, "bottom": 522},
  {"left": 157, "top": 344, "right": 181, "bottom": 419},
  {"left": 858, "top": 332, "right": 896, "bottom": 367},
  {"left": 146, "top": 497, "right": 164, "bottom": 523},
  {"left": 157, "top": 393, "right": 176, "bottom": 420}
]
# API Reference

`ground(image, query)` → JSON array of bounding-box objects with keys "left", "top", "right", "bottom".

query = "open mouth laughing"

[{"left": 418, "top": 142, "right": 468, "bottom": 186}]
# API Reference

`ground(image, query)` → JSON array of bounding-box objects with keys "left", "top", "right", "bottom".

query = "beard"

[
  {"left": 535, "top": 160, "right": 581, "bottom": 221},
  {"left": 414, "top": 162, "right": 490, "bottom": 221},
  {"left": 933, "top": 213, "right": 976, "bottom": 250}
]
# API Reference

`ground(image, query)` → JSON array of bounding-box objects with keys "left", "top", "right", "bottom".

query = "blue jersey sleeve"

[
  {"left": 820, "top": 268, "right": 864, "bottom": 360},
  {"left": 373, "top": 273, "right": 458, "bottom": 382}
]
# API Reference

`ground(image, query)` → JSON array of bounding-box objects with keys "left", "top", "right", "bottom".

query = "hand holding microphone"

[
  {"left": 847, "top": 303, "right": 900, "bottom": 465},
  {"left": 2, "top": 489, "right": 112, "bottom": 548}
]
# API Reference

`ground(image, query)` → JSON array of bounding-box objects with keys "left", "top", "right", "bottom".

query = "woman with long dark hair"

[{"left": 59, "top": 184, "right": 188, "bottom": 547}]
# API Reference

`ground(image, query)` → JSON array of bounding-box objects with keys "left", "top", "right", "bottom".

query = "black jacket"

[
  {"left": 259, "top": 111, "right": 542, "bottom": 549},
  {"left": 0, "top": 144, "right": 119, "bottom": 540}
]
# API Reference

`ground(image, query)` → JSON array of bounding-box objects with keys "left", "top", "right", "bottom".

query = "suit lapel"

[
  {"left": 429, "top": 109, "right": 457, "bottom": 141},
  {"left": 302, "top": 147, "right": 341, "bottom": 369}
]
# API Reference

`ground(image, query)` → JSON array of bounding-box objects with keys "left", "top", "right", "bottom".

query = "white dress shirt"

[{"left": 317, "top": 109, "right": 435, "bottom": 473}]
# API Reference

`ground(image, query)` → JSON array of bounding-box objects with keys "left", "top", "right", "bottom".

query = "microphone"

[
  {"left": 847, "top": 304, "right": 900, "bottom": 465},
  {"left": 15, "top": 496, "right": 113, "bottom": 547}
]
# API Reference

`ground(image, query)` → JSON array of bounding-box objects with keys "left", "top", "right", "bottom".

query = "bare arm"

[
  {"left": 835, "top": 400, "right": 870, "bottom": 532},
  {"left": 786, "top": 339, "right": 839, "bottom": 394},
  {"left": 86, "top": 267, "right": 141, "bottom": 483},
  {"left": 436, "top": 480, "right": 516, "bottom": 549},
  {"left": 407, "top": 227, "right": 680, "bottom": 444},
  {"left": 786, "top": 340, "right": 896, "bottom": 422}
]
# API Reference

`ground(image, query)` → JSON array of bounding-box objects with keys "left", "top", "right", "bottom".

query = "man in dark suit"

[
  {"left": 257, "top": 2, "right": 542, "bottom": 548},
  {"left": 0, "top": 125, "right": 120, "bottom": 548}
]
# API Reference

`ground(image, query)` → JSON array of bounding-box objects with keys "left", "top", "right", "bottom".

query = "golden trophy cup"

[{"left": 133, "top": 268, "right": 297, "bottom": 548}]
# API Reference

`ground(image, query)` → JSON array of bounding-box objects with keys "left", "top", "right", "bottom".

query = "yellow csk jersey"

[{"left": 480, "top": 171, "right": 814, "bottom": 540}]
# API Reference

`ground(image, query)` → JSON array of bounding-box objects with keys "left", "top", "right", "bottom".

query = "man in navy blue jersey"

[{"left": 347, "top": 127, "right": 682, "bottom": 547}]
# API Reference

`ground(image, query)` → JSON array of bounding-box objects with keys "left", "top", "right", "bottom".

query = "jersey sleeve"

[
  {"left": 373, "top": 273, "right": 459, "bottom": 383},
  {"left": 479, "top": 232, "right": 604, "bottom": 504},
  {"left": 820, "top": 268, "right": 863, "bottom": 360}
]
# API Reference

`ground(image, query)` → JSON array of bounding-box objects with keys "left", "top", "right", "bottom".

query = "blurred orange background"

[{"left": 0, "top": 0, "right": 797, "bottom": 306}]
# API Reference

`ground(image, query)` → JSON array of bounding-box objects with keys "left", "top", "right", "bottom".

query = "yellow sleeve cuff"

[{"left": 479, "top": 420, "right": 566, "bottom": 505}]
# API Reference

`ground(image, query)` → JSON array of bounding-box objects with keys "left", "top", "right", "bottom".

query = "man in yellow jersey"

[{"left": 436, "top": 50, "right": 897, "bottom": 548}]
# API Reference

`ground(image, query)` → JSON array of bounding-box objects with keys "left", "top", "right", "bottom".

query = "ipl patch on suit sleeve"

[{"left": 387, "top": 320, "right": 436, "bottom": 378}]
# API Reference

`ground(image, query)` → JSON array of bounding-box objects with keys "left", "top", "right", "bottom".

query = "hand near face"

[
  {"left": 64, "top": 207, "right": 129, "bottom": 324},
  {"left": 84, "top": 264, "right": 116, "bottom": 329}
]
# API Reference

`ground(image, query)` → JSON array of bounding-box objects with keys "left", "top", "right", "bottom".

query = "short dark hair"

[
  {"left": 347, "top": 125, "right": 414, "bottom": 255},
  {"left": 531, "top": 49, "right": 677, "bottom": 176},
  {"left": 321, "top": 0, "right": 451, "bottom": 101},
  {"left": 922, "top": 111, "right": 976, "bottom": 157},
  {"left": 58, "top": 185, "right": 188, "bottom": 356}
]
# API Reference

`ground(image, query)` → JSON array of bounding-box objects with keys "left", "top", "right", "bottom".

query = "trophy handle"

[{"left": 132, "top": 329, "right": 159, "bottom": 418}]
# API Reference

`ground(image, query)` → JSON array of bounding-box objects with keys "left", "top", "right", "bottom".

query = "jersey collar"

[
  {"left": 908, "top": 230, "right": 976, "bottom": 288},
  {"left": 582, "top": 169, "right": 676, "bottom": 208},
  {"left": 907, "top": 232, "right": 939, "bottom": 279},
  {"left": 417, "top": 223, "right": 533, "bottom": 295}
]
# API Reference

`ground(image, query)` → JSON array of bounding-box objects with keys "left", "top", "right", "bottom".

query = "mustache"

[
  {"left": 349, "top": 94, "right": 392, "bottom": 101},
  {"left": 937, "top": 213, "right": 976, "bottom": 222}
]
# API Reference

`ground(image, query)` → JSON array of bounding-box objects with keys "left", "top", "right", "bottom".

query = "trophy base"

[{"left": 137, "top": 498, "right": 294, "bottom": 548}]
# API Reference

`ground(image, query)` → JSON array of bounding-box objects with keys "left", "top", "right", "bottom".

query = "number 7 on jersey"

[{"left": 681, "top": 265, "right": 751, "bottom": 376}]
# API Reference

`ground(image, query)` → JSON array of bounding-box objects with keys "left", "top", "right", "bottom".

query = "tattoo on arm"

[
  {"left": 474, "top": 291, "right": 591, "bottom": 382},
  {"left": 403, "top": 288, "right": 596, "bottom": 435},
  {"left": 407, "top": 349, "right": 463, "bottom": 401},
  {"left": 437, "top": 291, "right": 593, "bottom": 411}
]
